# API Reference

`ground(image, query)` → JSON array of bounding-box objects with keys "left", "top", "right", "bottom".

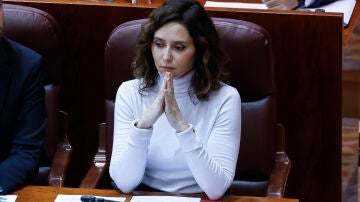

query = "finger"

[
  {"left": 161, "top": 73, "right": 168, "bottom": 90},
  {"left": 271, "top": 5, "right": 287, "bottom": 9},
  {"left": 166, "top": 72, "right": 174, "bottom": 95},
  {"left": 151, "top": 76, "right": 166, "bottom": 111},
  {"left": 164, "top": 75, "right": 175, "bottom": 111},
  {"left": 264, "top": 0, "right": 281, "bottom": 8},
  {"left": 156, "top": 73, "right": 168, "bottom": 100}
]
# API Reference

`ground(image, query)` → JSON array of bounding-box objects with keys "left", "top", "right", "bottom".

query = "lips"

[{"left": 161, "top": 66, "right": 175, "bottom": 71}]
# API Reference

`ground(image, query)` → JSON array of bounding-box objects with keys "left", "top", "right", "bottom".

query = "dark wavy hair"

[{"left": 132, "top": 0, "right": 226, "bottom": 101}]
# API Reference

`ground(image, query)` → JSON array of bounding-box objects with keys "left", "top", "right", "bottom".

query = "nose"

[{"left": 162, "top": 48, "right": 173, "bottom": 62}]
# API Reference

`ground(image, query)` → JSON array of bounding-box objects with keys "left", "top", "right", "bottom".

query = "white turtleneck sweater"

[{"left": 109, "top": 71, "right": 241, "bottom": 200}]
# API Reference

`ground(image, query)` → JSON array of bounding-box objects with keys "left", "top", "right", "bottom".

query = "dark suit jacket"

[
  {"left": 0, "top": 37, "right": 46, "bottom": 194},
  {"left": 301, "top": 0, "right": 338, "bottom": 7}
]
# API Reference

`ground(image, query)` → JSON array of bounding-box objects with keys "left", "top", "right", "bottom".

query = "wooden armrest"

[
  {"left": 80, "top": 123, "right": 108, "bottom": 188},
  {"left": 48, "top": 111, "right": 73, "bottom": 187},
  {"left": 266, "top": 123, "right": 291, "bottom": 198}
]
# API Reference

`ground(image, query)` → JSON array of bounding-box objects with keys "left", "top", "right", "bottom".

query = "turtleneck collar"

[{"left": 156, "top": 70, "right": 195, "bottom": 94}]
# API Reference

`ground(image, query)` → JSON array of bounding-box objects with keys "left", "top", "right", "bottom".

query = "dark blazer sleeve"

[
  {"left": 0, "top": 39, "right": 46, "bottom": 194},
  {"left": 303, "top": 0, "right": 338, "bottom": 7}
]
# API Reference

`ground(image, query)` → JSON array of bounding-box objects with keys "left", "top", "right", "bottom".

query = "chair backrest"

[
  {"left": 104, "top": 18, "right": 276, "bottom": 196},
  {"left": 3, "top": 3, "right": 65, "bottom": 185}
]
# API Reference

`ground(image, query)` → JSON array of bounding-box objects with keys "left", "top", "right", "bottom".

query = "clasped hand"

[
  {"left": 262, "top": 0, "right": 298, "bottom": 10},
  {"left": 136, "top": 72, "right": 189, "bottom": 132}
]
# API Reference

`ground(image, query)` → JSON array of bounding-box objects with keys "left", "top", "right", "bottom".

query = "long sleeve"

[
  {"left": 175, "top": 88, "right": 241, "bottom": 200},
  {"left": 109, "top": 77, "right": 241, "bottom": 200},
  {"left": 109, "top": 81, "right": 152, "bottom": 193},
  {"left": 0, "top": 53, "right": 46, "bottom": 194}
]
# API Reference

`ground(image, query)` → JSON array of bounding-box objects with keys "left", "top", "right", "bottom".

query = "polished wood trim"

[
  {"left": 12, "top": 186, "right": 299, "bottom": 202},
  {"left": 48, "top": 111, "right": 73, "bottom": 187},
  {"left": 266, "top": 124, "right": 291, "bottom": 198},
  {"left": 80, "top": 123, "right": 107, "bottom": 188}
]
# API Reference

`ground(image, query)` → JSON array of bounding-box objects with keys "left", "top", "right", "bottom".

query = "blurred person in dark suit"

[
  {"left": 263, "top": 0, "right": 337, "bottom": 10},
  {"left": 0, "top": 0, "right": 46, "bottom": 194}
]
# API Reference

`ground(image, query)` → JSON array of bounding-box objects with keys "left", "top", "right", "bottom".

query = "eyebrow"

[{"left": 153, "top": 37, "right": 189, "bottom": 44}]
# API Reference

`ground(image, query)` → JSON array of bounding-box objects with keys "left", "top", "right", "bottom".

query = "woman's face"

[{"left": 151, "top": 22, "right": 196, "bottom": 79}]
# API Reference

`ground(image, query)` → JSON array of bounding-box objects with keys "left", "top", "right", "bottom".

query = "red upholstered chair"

[
  {"left": 3, "top": 4, "right": 72, "bottom": 187},
  {"left": 80, "top": 18, "right": 291, "bottom": 198}
]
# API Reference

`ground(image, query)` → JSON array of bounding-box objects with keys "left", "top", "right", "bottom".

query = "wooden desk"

[
  {"left": 12, "top": 186, "right": 299, "bottom": 202},
  {"left": 204, "top": 0, "right": 360, "bottom": 46},
  {"left": 2, "top": 1, "right": 346, "bottom": 202}
]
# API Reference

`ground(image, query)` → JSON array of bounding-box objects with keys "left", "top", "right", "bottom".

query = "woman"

[{"left": 109, "top": 0, "right": 241, "bottom": 200}]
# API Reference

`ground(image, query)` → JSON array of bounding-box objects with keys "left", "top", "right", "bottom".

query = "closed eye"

[
  {"left": 153, "top": 41, "right": 165, "bottom": 48},
  {"left": 174, "top": 45, "right": 186, "bottom": 51}
]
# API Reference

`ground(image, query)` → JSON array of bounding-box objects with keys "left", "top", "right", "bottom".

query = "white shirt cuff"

[
  {"left": 175, "top": 124, "right": 203, "bottom": 152},
  {"left": 128, "top": 120, "right": 152, "bottom": 149}
]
